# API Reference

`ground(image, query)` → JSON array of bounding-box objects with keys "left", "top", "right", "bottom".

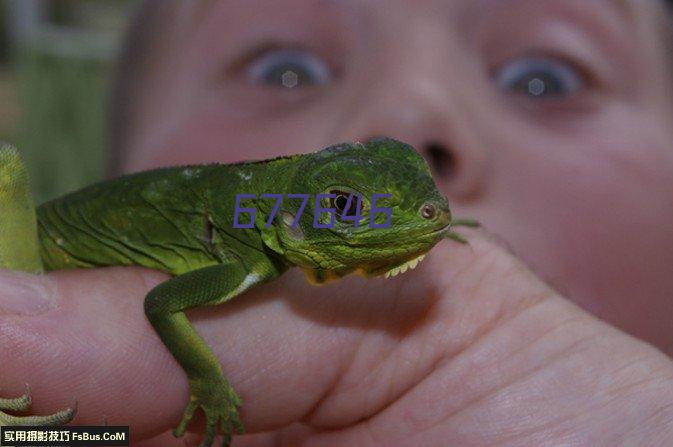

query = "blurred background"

[{"left": 0, "top": 0, "right": 138, "bottom": 203}]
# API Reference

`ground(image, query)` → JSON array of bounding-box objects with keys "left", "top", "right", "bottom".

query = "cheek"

[{"left": 483, "top": 107, "right": 673, "bottom": 349}]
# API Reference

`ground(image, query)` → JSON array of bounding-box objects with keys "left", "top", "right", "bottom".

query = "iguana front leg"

[
  {"left": 1, "top": 144, "right": 75, "bottom": 427},
  {"left": 144, "top": 256, "right": 281, "bottom": 447}
]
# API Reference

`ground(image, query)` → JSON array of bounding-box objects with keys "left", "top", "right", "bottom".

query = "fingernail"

[{"left": 0, "top": 270, "right": 56, "bottom": 315}]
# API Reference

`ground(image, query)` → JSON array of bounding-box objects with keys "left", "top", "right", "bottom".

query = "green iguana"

[{"left": 0, "top": 137, "right": 478, "bottom": 447}]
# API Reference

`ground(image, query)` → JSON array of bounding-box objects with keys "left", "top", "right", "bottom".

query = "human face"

[{"left": 122, "top": 0, "right": 673, "bottom": 355}]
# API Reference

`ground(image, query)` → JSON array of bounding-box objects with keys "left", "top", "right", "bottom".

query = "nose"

[{"left": 335, "top": 53, "right": 488, "bottom": 203}]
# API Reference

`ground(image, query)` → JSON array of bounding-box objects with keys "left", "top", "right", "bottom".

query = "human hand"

[{"left": 1, "top": 231, "right": 671, "bottom": 446}]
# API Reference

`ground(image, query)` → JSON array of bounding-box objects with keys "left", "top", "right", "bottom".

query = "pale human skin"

[{"left": 1, "top": 0, "right": 673, "bottom": 446}]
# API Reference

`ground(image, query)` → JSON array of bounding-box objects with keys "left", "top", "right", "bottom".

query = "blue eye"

[
  {"left": 495, "top": 57, "right": 584, "bottom": 98},
  {"left": 246, "top": 49, "right": 332, "bottom": 88}
]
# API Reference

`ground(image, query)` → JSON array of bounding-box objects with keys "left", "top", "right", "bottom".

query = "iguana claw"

[
  {"left": 0, "top": 384, "right": 75, "bottom": 426},
  {"left": 173, "top": 375, "right": 243, "bottom": 447}
]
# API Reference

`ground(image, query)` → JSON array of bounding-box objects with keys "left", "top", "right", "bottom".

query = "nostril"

[{"left": 424, "top": 141, "right": 457, "bottom": 179}]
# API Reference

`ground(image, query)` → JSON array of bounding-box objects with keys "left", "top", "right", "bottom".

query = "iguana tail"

[
  {"left": 0, "top": 145, "right": 77, "bottom": 427},
  {"left": 0, "top": 143, "right": 43, "bottom": 273}
]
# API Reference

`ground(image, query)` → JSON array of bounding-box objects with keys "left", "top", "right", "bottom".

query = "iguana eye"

[
  {"left": 330, "top": 190, "right": 359, "bottom": 218},
  {"left": 421, "top": 204, "right": 436, "bottom": 220}
]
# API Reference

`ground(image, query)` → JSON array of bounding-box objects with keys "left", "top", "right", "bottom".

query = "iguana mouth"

[
  {"left": 433, "top": 222, "right": 453, "bottom": 235},
  {"left": 381, "top": 222, "right": 452, "bottom": 278}
]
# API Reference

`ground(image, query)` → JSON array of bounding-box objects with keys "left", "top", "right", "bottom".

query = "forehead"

[{"left": 175, "top": 0, "right": 638, "bottom": 30}]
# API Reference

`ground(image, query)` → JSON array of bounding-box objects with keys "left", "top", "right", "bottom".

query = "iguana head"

[{"left": 262, "top": 137, "right": 454, "bottom": 283}]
